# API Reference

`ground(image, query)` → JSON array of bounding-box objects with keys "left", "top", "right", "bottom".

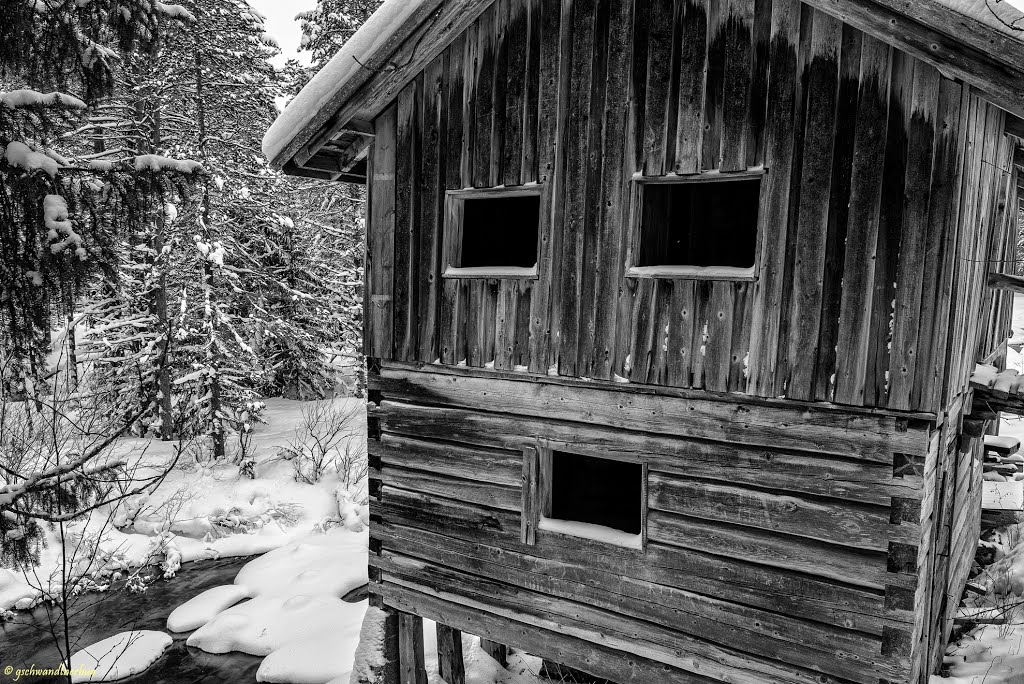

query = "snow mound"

[
  {"left": 261, "top": 0, "right": 429, "bottom": 164},
  {"left": 232, "top": 527, "right": 368, "bottom": 598},
  {"left": 187, "top": 593, "right": 365, "bottom": 657},
  {"left": 69, "top": 630, "right": 172, "bottom": 682},
  {"left": 167, "top": 584, "right": 252, "bottom": 632},
  {"left": 177, "top": 526, "right": 369, "bottom": 678},
  {"left": 0, "top": 569, "right": 39, "bottom": 610},
  {"left": 256, "top": 624, "right": 367, "bottom": 683}
]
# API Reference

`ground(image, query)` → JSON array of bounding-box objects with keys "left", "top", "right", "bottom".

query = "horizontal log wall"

[
  {"left": 366, "top": 364, "right": 935, "bottom": 684},
  {"left": 363, "top": 0, "right": 1017, "bottom": 415}
]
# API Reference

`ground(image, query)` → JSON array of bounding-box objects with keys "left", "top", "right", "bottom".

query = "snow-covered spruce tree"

[
  {"left": 297, "top": 0, "right": 384, "bottom": 70},
  {"left": 144, "top": 0, "right": 285, "bottom": 458},
  {"left": 1, "top": 0, "right": 199, "bottom": 563},
  {"left": 167, "top": 0, "right": 365, "bottom": 409}
]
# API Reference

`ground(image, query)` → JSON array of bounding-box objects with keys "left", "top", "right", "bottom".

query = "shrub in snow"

[{"left": 279, "top": 400, "right": 365, "bottom": 486}]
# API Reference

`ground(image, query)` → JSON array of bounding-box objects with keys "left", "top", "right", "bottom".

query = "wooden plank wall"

[
  {"left": 364, "top": 0, "right": 1016, "bottom": 415},
  {"left": 939, "top": 92, "right": 1016, "bottom": 407},
  {"left": 367, "top": 363, "right": 935, "bottom": 684}
]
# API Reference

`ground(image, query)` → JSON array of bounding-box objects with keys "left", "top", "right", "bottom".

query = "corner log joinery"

[{"left": 365, "top": 362, "right": 945, "bottom": 684}]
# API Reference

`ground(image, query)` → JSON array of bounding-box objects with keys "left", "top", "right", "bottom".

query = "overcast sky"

[
  {"left": 248, "top": 0, "right": 318, "bottom": 67},
  {"left": 249, "top": 0, "right": 1024, "bottom": 68}
]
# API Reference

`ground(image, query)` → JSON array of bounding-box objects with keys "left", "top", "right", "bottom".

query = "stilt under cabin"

[{"left": 262, "top": 0, "right": 1024, "bottom": 681}]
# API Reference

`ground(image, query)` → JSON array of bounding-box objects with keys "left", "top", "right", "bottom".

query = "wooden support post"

[
  {"left": 480, "top": 639, "right": 508, "bottom": 667},
  {"left": 366, "top": 607, "right": 399, "bottom": 684},
  {"left": 398, "top": 612, "right": 427, "bottom": 684},
  {"left": 436, "top": 624, "right": 466, "bottom": 684}
]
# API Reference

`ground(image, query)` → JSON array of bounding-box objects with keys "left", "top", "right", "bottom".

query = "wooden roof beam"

[
  {"left": 1009, "top": 115, "right": 1024, "bottom": 141},
  {"left": 802, "top": 0, "right": 1024, "bottom": 119},
  {"left": 283, "top": 158, "right": 367, "bottom": 185},
  {"left": 989, "top": 272, "right": 1024, "bottom": 295},
  {"left": 294, "top": 117, "right": 374, "bottom": 168}
]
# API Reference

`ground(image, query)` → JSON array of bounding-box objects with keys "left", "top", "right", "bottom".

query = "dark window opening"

[
  {"left": 638, "top": 178, "right": 760, "bottom": 268},
  {"left": 460, "top": 194, "right": 540, "bottom": 268},
  {"left": 550, "top": 451, "right": 642, "bottom": 535}
]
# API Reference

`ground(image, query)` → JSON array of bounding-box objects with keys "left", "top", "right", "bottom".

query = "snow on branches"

[{"left": 0, "top": 89, "right": 87, "bottom": 110}]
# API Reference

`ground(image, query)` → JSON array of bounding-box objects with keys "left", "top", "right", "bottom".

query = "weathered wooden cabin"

[{"left": 264, "top": 0, "right": 1024, "bottom": 681}]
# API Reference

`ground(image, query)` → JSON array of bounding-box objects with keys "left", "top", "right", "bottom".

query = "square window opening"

[
  {"left": 638, "top": 177, "right": 761, "bottom": 269},
  {"left": 460, "top": 194, "right": 540, "bottom": 269},
  {"left": 549, "top": 451, "right": 642, "bottom": 535}
]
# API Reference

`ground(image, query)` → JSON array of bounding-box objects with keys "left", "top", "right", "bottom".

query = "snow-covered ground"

[
  {"left": 2, "top": 391, "right": 559, "bottom": 684},
  {"left": 1, "top": 398, "right": 367, "bottom": 612}
]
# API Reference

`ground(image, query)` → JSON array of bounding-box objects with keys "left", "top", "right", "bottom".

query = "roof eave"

[
  {"left": 273, "top": 0, "right": 499, "bottom": 181},
  {"left": 803, "top": 0, "right": 1024, "bottom": 119}
]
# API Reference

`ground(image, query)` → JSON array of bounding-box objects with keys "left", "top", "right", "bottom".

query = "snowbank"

[
  {"left": 0, "top": 569, "right": 39, "bottom": 611},
  {"left": 9, "top": 398, "right": 366, "bottom": 612},
  {"left": 167, "top": 584, "right": 252, "bottom": 632},
  {"left": 261, "top": 0, "right": 429, "bottom": 164},
  {"left": 69, "top": 630, "right": 172, "bottom": 683},
  {"left": 170, "top": 525, "right": 369, "bottom": 682}
]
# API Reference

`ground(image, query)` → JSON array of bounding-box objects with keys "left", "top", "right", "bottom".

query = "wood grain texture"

[
  {"left": 369, "top": 105, "right": 398, "bottom": 359},
  {"left": 375, "top": 364, "right": 930, "bottom": 457},
  {"left": 436, "top": 624, "right": 466, "bottom": 684},
  {"left": 398, "top": 611, "right": 427, "bottom": 684}
]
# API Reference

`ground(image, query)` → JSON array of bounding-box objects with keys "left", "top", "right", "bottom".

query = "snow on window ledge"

[
  {"left": 625, "top": 265, "right": 756, "bottom": 281},
  {"left": 443, "top": 265, "right": 539, "bottom": 279},
  {"left": 538, "top": 516, "right": 643, "bottom": 550}
]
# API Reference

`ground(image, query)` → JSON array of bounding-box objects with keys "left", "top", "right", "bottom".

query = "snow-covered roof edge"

[
  {"left": 935, "top": 0, "right": 1024, "bottom": 42},
  {"left": 262, "top": 0, "right": 436, "bottom": 168}
]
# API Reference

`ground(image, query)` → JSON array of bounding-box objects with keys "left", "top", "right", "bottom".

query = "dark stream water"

[{"left": 1, "top": 556, "right": 267, "bottom": 684}]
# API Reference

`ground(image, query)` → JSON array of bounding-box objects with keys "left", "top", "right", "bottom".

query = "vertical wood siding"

[{"left": 366, "top": 0, "right": 1017, "bottom": 413}]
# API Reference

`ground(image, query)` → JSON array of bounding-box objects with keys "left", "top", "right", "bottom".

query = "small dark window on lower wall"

[{"left": 550, "top": 451, "right": 642, "bottom": 535}]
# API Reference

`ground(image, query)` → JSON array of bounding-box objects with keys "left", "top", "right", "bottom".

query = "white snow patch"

[
  {"left": 0, "top": 89, "right": 86, "bottom": 110},
  {"left": 69, "top": 630, "right": 172, "bottom": 682},
  {"left": 134, "top": 154, "right": 203, "bottom": 174},
  {"left": 188, "top": 593, "right": 365, "bottom": 657},
  {"left": 538, "top": 516, "right": 643, "bottom": 550},
  {"left": 0, "top": 568, "right": 39, "bottom": 610},
  {"left": 348, "top": 606, "right": 390, "bottom": 684},
  {"left": 167, "top": 584, "right": 252, "bottom": 632},
  {"left": 178, "top": 525, "right": 368, "bottom": 680},
  {"left": 156, "top": 2, "right": 195, "bottom": 21},
  {"left": 5, "top": 141, "right": 61, "bottom": 176}
]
